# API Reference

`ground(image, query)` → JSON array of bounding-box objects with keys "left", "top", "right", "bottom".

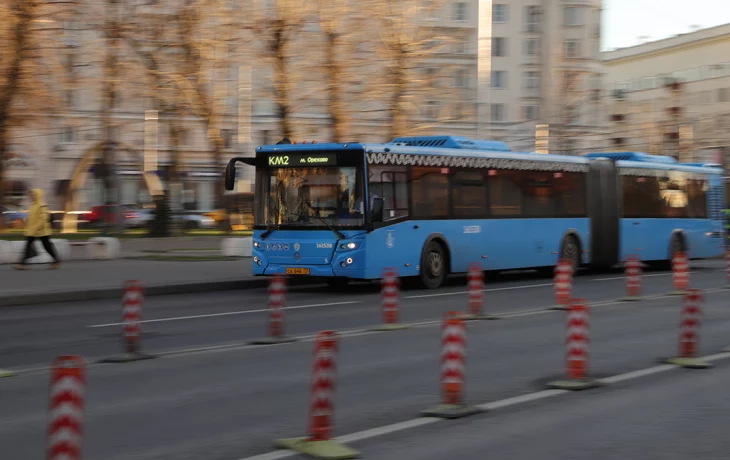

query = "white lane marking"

[
  {"left": 476, "top": 389, "right": 565, "bottom": 411},
  {"left": 593, "top": 269, "right": 719, "bottom": 282},
  {"left": 405, "top": 283, "right": 553, "bottom": 299},
  {"left": 598, "top": 365, "right": 675, "bottom": 384},
  {"left": 237, "top": 351, "right": 730, "bottom": 460},
  {"left": 87, "top": 301, "right": 362, "bottom": 328}
]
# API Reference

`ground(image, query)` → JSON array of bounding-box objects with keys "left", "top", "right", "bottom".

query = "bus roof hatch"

[{"left": 388, "top": 136, "right": 511, "bottom": 152}]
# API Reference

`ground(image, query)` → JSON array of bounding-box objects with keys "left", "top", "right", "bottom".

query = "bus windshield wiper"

[
  {"left": 305, "top": 201, "right": 346, "bottom": 240},
  {"left": 260, "top": 225, "right": 278, "bottom": 240}
]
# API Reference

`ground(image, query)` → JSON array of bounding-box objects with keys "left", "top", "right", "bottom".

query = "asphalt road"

[
  {"left": 353, "top": 357, "right": 730, "bottom": 460},
  {"left": 1, "top": 261, "right": 729, "bottom": 459}
]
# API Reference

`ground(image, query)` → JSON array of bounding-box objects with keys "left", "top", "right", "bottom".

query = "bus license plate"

[{"left": 286, "top": 268, "right": 310, "bottom": 275}]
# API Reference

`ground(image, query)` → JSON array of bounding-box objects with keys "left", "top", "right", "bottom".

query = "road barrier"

[
  {"left": 250, "top": 275, "right": 296, "bottom": 345},
  {"left": 100, "top": 280, "right": 156, "bottom": 363},
  {"left": 665, "top": 289, "right": 711, "bottom": 368},
  {"left": 276, "top": 330, "right": 359, "bottom": 459},
  {"left": 422, "top": 311, "right": 481, "bottom": 418},
  {"left": 551, "top": 258, "right": 573, "bottom": 310},
  {"left": 670, "top": 252, "right": 690, "bottom": 295},
  {"left": 547, "top": 299, "right": 599, "bottom": 390},
  {"left": 462, "top": 263, "right": 497, "bottom": 320},
  {"left": 371, "top": 268, "right": 408, "bottom": 331},
  {"left": 47, "top": 355, "right": 86, "bottom": 460},
  {"left": 622, "top": 255, "right": 642, "bottom": 301}
]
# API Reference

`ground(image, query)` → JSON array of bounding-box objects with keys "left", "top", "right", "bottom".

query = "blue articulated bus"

[{"left": 224, "top": 135, "right": 725, "bottom": 289}]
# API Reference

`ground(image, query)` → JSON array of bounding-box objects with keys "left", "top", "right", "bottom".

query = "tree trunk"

[
  {"left": 273, "top": 26, "right": 293, "bottom": 140},
  {"left": 0, "top": 0, "right": 34, "bottom": 230},
  {"left": 389, "top": 63, "right": 408, "bottom": 140},
  {"left": 325, "top": 31, "right": 346, "bottom": 142}
]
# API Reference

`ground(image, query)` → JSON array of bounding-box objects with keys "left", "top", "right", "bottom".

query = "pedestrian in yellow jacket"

[{"left": 13, "top": 188, "right": 60, "bottom": 270}]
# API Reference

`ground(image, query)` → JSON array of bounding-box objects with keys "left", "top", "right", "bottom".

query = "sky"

[{"left": 602, "top": 0, "right": 730, "bottom": 51}]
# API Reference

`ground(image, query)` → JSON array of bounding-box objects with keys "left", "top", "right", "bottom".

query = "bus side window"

[{"left": 368, "top": 165, "right": 409, "bottom": 221}]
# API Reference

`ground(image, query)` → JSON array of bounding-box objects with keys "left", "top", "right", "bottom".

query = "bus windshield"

[{"left": 255, "top": 166, "right": 365, "bottom": 229}]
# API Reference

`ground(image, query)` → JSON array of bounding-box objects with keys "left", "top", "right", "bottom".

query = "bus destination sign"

[{"left": 268, "top": 153, "right": 337, "bottom": 167}]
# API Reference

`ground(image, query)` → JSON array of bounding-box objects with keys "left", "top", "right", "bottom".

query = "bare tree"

[{"left": 0, "top": 0, "right": 73, "bottom": 227}]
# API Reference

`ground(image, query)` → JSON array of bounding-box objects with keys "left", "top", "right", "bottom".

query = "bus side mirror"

[
  {"left": 371, "top": 197, "right": 384, "bottom": 223},
  {"left": 224, "top": 161, "right": 236, "bottom": 191}
]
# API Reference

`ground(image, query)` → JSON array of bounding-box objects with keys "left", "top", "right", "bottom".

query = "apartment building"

[
  {"left": 3, "top": 0, "right": 605, "bottom": 211},
  {"left": 602, "top": 23, "right": 730, "bottom": 164},
  {"left": 477, "top": 0, "right": 605, "bottom": 154}
]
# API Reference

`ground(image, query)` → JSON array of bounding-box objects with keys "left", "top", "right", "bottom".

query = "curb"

[{"left": 0, "top": 276, "right": 322, "bottom": 308}]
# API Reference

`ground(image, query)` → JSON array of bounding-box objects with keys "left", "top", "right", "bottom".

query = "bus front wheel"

[{"left": 420, "top": 240, "right": 447, "bottom": 289}]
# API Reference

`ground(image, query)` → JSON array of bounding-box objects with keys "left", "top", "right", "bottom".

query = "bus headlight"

[
  {"left": 340, "top": 242, "right": 357, "bottom": 250},
  {"left": 254, "top": 241, "right": 262, "bottom": 248},
  {"left": 346, "top": 257, "right": 353, "bottom": 264}
]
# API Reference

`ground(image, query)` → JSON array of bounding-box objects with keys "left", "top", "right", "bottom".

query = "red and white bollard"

[
  {"left": 671, "top": 251, "right": 690, "bottom": 295},
  {"left": 275, "top": 331, "right": 358, "bottom": 456},
  {"left": 623, "top": 255, "right": 642, "bottom": 301},
  {"left": 122, "top": 280, "right": 143, "bottom": 354},
  {"left": 552, "top": 258, "right": 573, "bottom": 310},
  {"left": 463, "top": 263, "right": 495, "bottom": 320},
  {"left": 372, "top": 268, "right": 408, "bottom": 331},
  {"left": 101, "top": 281, "right": 156, "bottom": 362},
  {"left": 250, "top": 275, "right": 296, "bottom": 345},
  {"left": 547, "top": 299, "right": 598, "bottom": 390},
  {"left": 47, "top": 355, "right": 86, "bottom": 460},
  {"left": 421, "top": 311, "right": 480, "bottom": 418},
  {"left": 666, "top": 289, "right": 710, "bottom": 368}
]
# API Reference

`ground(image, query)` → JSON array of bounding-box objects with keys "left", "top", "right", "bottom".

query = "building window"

[
  {"left": 221, "top": 129, "right": 234, "bottom": 148},
  {"left": 455, "top": 69, "right": 468, "bottom": 88},
  {"left": 424, "top": 67, "right": 439, "bottom": 87},
  {"left": 565, "top": 40, "right": 581, "bottom": 58},
  {"left": 452, "top": 102, "right": 464, "bottom": 120},
  {"left": 452, "top": 2, "right": 467, "bottom": 21},
  {"left": 62, "top": 126, "right": 75, "bottom": 143},
  {"left": 491, "top": 70, "right": 506, "bottom": 89},
  {"left": 66, "top": 90, "right": 75, "bottom": 109},
  {"left": 524, "top": 38, "right": 540, "bottom": 55},
  {"left": 524, "top": 71, "right": 540, "bottom": 89},
  {"left": 564, "top": 6, "right": 583, "bottom": 26},
  {"left": 523, "top": 105, "right": 538, "bottom": 121},
  {"left": 490, "top": 104, "right": 505, "bottom": 122},
  {"left": 493, "top": 4, "right": 508, "bottom": 23},
  {"left": 525, "top": 5, "right": 541, "bottom": 32},
  {"left": 423, "top": 101, "right": 440, "bottom": 121},
  {"left": 492, "top": 37, "right": 507, "bottom": 57},
  {"left": 718, "top": 88, "right": 729, "bottom": 103}
]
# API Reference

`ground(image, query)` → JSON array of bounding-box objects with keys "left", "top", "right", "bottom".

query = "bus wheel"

[
  {"left": 420, "top": 240, "right": 447, "bottom": 289},
  {"left": 326, "top": 278, "right": 349, "bottom": 290},
  {"left": 561, "top": 235, "right": 581, "bottom": 273}
]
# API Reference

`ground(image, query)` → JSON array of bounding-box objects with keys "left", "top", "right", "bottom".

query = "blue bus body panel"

[
  {"left": 363, "top": 218, "right": 590, "bottom": 278},
  {"left": 619, "top": 219, "right": 723, "bottom": 262}
]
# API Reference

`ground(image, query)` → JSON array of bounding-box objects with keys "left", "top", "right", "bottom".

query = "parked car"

[
  {"left": 1, "top": 206, "right": 27, "bottom": 229},
  {"left": 182, "top": 213, "right": 216, "bottom": 229}
]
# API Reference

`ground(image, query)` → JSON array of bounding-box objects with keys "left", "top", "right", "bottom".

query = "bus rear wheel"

[{"left": 420, "top": 240, "right": 447, "bottom": 289}]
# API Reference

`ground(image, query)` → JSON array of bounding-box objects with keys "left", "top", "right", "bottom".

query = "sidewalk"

[{"left": 0, "top": 257, "right": 260, "bottom": 307}]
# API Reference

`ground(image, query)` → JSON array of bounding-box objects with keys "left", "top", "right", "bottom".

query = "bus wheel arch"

[
  {"left": 419, "top": 234, "right": 450, "bottom": 289},
  {"left": 559, "top": 230, "right": 583, "bottom": 272}
]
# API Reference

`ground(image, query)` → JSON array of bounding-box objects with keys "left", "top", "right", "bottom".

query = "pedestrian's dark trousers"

[{"left": 19, "top": 236, "right": 59, "bottom": 264}]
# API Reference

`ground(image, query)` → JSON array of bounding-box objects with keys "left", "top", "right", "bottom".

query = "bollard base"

[
  {"left": 668, "top": 290, "right": 689, "bottom": 296},
  {"left": 249, "top": 337, "right": 298, "bottom": 345},
  {"left": 420, "top": 403, "right": 483, "bottom": 419},
  {"left": 369, "top": 323, "right": 410, "bottom": 332},
  {"left": 275, "top": 437, "right": 359, "bottom": 460},
  {"left": 546, "top": 378, "right": 601, "bottom": 391},
  {"left": 549, "top": 304, "right": 570, "bottom": 311},
  {"left": 665, "top": 357, "right": 712, "bottom": 369},
  {"left": 620, "top": 296, "right": 642, "bottom": 302},
  {"left": 0, "top": 369, "right": 14, "bottom": 378},
  {"left": 462, "top": 313, "right": 500, "bottom": 321},
  {"left": 99, "top": 352, "right": 157, "bottom": 364}
]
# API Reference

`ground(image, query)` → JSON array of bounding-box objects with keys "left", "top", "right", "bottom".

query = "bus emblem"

[
  {"left": 386, "top": 230, "right": 395, "bottom": 248},
  {"left": 294, "top": 243, "right": 301, "bottom": 251}
]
